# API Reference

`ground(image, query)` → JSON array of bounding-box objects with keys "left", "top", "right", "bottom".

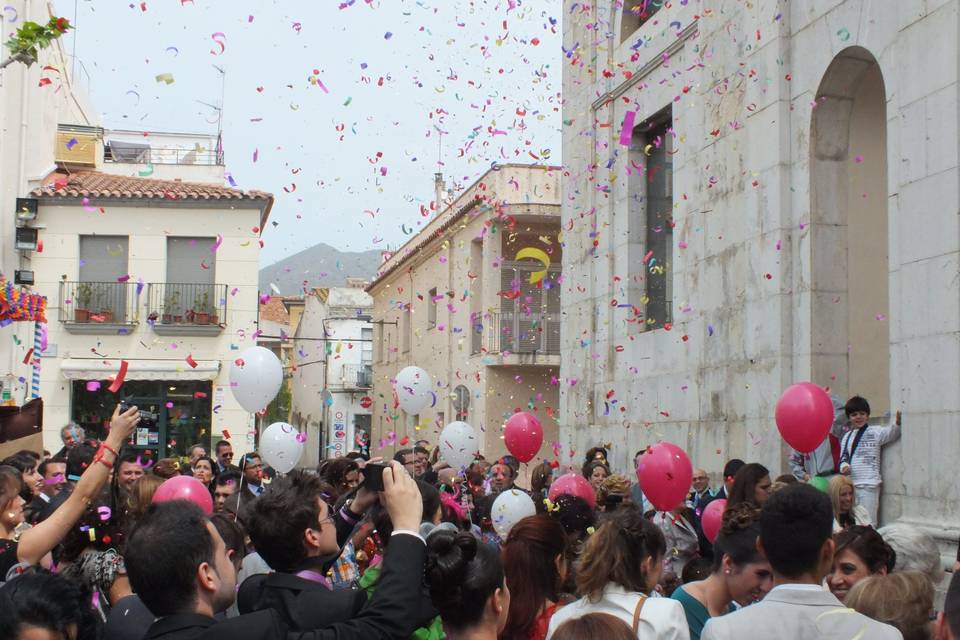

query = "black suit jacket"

[
  {"left": 236, "top": 572, "right": 366, "bottom": 629},
  {"left": 146, "top": 534, "right": 427, "bottom": 640},
  {"left": 237, "top": 533, "right": 428, "bottom": 636}
]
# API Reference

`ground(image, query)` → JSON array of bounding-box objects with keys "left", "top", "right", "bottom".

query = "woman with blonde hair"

[
  {"left": 829, "top": 475, "right": 872, "bottom": 532},
  {"left": 845, "top": 571, "right": 935, "bottom": 640},
  {"left": 128, "top": 474, "right": 164, "bottom": 522}
]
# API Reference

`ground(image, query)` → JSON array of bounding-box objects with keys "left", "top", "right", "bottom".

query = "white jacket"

[
  {"left": 832, "top": 504, "right": 872, "bottom": 533},
  {"left": 546, "top": 584, "right": 690, "bottom": 640}
]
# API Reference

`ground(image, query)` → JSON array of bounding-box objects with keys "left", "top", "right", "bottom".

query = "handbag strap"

[{"left": 632, "top": 594, "right": 648, "bottom": 634}]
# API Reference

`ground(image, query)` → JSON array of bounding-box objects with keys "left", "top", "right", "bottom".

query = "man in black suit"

[
  {"left": 237, "top": 470, "right": 431, "bottom": 630},
  {"left": 126, "top": 461, "right": 427, "bottom": 640}
]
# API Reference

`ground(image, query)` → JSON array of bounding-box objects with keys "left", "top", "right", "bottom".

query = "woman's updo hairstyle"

[
  {"left": 833, "top": 525, "right": 897, "bottom": 574},
  {"left": 713, "top": 502, "right": 763, "bottom": 572},
  {"left": 425, "top": 530, "right": 504, "bottom": 630}
]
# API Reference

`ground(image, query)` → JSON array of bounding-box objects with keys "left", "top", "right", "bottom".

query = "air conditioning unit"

[{"left": 55, "top": 124, "right": 103, "bottom": 168}]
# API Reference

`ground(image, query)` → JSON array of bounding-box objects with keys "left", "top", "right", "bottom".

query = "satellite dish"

[{"left": 452, "top": 385, "right": 470, "bottom": 412}]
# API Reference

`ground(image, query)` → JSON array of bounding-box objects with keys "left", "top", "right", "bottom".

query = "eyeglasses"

[{"left": 222, "top": 453, "right": 233, "bottom": 459}]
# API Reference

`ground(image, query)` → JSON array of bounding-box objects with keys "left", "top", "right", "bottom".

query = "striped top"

[{"left": 838, "top": 422, "right": 901, "bottom": 486}]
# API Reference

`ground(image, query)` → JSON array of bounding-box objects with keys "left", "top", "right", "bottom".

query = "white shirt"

[{"left": 546, "top": 583, "right": 690, "bottom": 640}]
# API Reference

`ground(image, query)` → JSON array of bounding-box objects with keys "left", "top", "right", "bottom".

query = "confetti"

[{"left": 107, "top": 361, "right": 128, "bottom": 393}]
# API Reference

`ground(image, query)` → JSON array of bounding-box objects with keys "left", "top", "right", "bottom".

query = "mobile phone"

[{"left": 362, "top": 463, "right": 387, "bottom": 492}]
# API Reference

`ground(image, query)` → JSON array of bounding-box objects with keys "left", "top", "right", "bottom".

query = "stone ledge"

[
  {"left": 62, "top": 322, "right": 138, "bottom": 336},
  {"left": 151, "top": 323, "right": 224, "bottom": 337}
]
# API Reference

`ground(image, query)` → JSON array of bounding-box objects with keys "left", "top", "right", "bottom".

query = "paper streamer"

[
  {"left": 619, "top": 110, "right": 637, "bottom": 146},
  {"left": 107, "top": 360, "right": 129, "bottom": 393},
  {"left": 514, "top": 247, "right": 551, "bottom": 284}
]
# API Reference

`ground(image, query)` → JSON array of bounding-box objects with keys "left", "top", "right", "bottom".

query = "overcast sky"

[{"left": 55, "top": 0, "right": 562, "bottom": 267}]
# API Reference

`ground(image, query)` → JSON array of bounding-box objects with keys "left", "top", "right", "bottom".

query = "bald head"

[{"left": 692, "top": 468, "right": 710, "bottom": 493}]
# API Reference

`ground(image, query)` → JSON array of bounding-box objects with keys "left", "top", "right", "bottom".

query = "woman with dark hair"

[
  {"left": 551, "top": 612, "right": 636, "bottom": 640},
  {"left": 0, "top": 569, "right": 101, "bottom": 640},
  {"left": 425, "top": 529, "right": 510, "bottom": 640},
  {"left": 582, "top": 446, "right": 608, "bottom": 472},
  {"left": 501, "top": 514, "right": 568, "bottom": 640},
  {"left": 0, "top": 406, "right": 139, "bottom": 579},
  {"left": 1, "top": 451, "right": 42, "bottom": 502},
  {"left": 671, "top": 503, "right": 772, "bottom": 639},
  {"left": 530, "top": 461, "right": 554, "bottom": 514},
  {"left": 320, "top": 457, "right": 360, "bottom": 502},
  {"left": 545, "top": 505, "right": 688, "bottom": 639},
  {"left": 190, "top": 454, "right": 218, "bottom": 494},
  {"left": 583, "top": 460, "right": 611, "bottom": 494},
  {"left": 725, "top": 463, "right": 772, "bottom": 509},
  {"left": 827, "top": 525, "right": 896, "bottom": 602}
]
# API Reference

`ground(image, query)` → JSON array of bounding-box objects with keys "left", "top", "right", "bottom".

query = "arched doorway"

[{"left": 810, "top": 47, "right": 889, "bottom": 413}]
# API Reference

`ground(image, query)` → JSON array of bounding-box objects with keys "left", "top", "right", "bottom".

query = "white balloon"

[
  {"left": 439, "top": 421, "right": 478, "bottom": 470},
  {"left": 260, "top": 422, "right": 303, "bottom": 474},
  {"left": 230, "top": 347, "right": 283, "bottom": 413},
  {"left": 491, "top": 490, "right": 536, "bottom": 540},
  {"left": 393, "top": 366, "right": 433, "bottom": 415}
]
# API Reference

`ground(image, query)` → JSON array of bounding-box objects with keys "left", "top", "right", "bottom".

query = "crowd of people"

[{"left": 0, "top": 395, "right": 957, "bottom": 640}]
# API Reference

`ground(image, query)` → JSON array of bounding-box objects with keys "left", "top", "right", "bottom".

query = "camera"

[{"left": 119, "top": 401, "right": 159, "bottom": 427}]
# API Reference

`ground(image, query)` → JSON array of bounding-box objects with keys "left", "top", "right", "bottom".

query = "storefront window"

[{"left": 71, "top": 380, "right": 213, "bottom": 459}]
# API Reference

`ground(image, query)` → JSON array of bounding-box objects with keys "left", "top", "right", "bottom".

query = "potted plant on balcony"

[
  {"left": 96, "top": 284, "right": 114, "bottom": 323},
  {"left": 194, "top": 291, "right": 211, "bottom": 325},
  {"left": 74, "top": 282, "right": 92, "bottom": 323},
  {"left": 162, "top": 290, "right": 180, "bottom": 324}
]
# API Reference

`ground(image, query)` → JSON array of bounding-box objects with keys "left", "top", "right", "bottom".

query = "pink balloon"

[
  {"left": 636, "top": 442, "right": 693, "bottom": 512},
  {"left": 775, "top": 382, "right": 833, "bottom": 453},
  {"left": 503, "top": 412, "right": 543, "bottom": 463},
  {"left": 152, "top": 475, "right": 213, "bottom": 514},
  {"left": 701, "top": 498, "right": 726, "bottom": 544},
  {"left": 548, "top": 472, "right": 596, "bottom": 509}
]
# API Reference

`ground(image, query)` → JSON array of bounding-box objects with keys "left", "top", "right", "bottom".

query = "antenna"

[{"left": 212, "top": 64, "right": 226, "bottom": 163}]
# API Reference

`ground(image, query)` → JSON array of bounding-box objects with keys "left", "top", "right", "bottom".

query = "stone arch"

[{"left": 810, "top": 46, "right": 889, "bottom": 413}]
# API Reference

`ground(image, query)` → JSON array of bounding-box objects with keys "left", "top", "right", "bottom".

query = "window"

[
  {"left": 620, "top": 0, "right": 663, "bottom": 42},
  {"left": 361, "top": 327, "right": 373, "bottom": 365},
  {"left": 631, "top": 110, "right": 674, "bottom": 329},
  {"left": 401, "top": 308, "right": 411, "bottom": 353},
  {"left": 166, "top": 237, "right": 216, "bottom": 323},
  {"left": 79, "top": 235, "right": 129, "bottom": 320},
  {"left": 497, "top": 263, "right": 561, "bottom": 354},
  {"left": 427, "top": 287, "right": 438, "bottom": 329}
]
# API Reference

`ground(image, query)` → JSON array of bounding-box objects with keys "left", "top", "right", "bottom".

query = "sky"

[{"left": 55, "top": 0, "right": 563, "bottom": 267}]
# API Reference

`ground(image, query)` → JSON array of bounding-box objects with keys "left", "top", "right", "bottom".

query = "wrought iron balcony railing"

[
  {"left": 60, "top": 281, "right": 138, "bottom": 324},
  {"left": 481, "top": 311, "right": 560, "bottom": 356},
  {"left": 146, "top": 283, "right": 227, "bottom": 327}
]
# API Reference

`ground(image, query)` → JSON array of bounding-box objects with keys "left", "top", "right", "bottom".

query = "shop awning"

[{"left": 60, "top": 359, "right": 221, "bottom": 381}]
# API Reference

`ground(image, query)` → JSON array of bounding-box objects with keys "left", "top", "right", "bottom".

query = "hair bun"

[
  {"left": 720, "top": 502, "right": 760, "bottom": 536},
  {"left": 425, "top": 530, "right": 477, "bottom": 595}
]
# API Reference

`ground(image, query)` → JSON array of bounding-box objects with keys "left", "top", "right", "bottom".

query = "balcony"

[
  {"left": 104, "top": 142, "right": 223, "bottom": 166},
  {"left": 338, "top": 364, "right": 373, "bottom": 390},
  {"left": 476, "top": 311, "right": 560, "bottom": 366},
  {"left": 147, "top": 283, "right": 227, "bottom": 336},
  {"left": 60, "top": 281, "right": 139, "bottom": 334}
]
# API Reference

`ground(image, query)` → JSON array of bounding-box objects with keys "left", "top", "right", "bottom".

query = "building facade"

[
  {"left": 0, "top": 1, "right": 100, "bottom": 407},
  {"left": 562, "top": 1, "right": 959, "bottom": 554},
  {"left": 27, "top": 170, "right": 272, "bottom": 459},
  {"left": 368, "top": 164, "right": 561, "bottom": 464},
  {"left": 290, "top": 286, "right": 373, "bottom": 467}
]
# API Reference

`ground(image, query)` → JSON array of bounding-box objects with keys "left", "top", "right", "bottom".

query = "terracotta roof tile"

[{"left": 30, "top": 170, "right": 272, "bottom": 202}]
